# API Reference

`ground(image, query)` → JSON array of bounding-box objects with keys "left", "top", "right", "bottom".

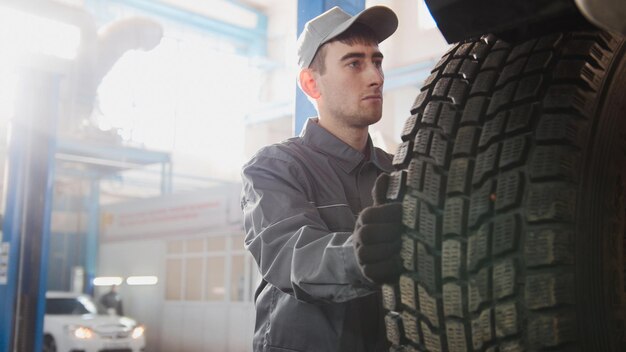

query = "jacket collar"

[{"left": 300, "top": 118, "right": 393, "bottom": 174}]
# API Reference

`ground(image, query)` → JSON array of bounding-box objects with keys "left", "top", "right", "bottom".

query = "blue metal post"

[
  {"left": 84, "top": 178, "right": 100, "bottom": 296},
  {"left": 0, "top": 68, "right": 59, "bottom": 352},
  {"left": 294, "top": 0, "right": 365, "bottom": 135},
  {"left": 0, "top": 92, "right": 27, "bottom": 352}
]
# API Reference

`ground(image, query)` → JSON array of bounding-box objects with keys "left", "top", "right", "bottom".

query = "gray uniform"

[{"left": 241, "top": 118, "right": 394, "bottom": 352}]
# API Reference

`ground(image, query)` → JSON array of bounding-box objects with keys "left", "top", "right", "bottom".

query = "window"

[
  {"left": 207, "top": 236, "right": 226, "bottom": 251},
  {"left": 165, "top": 258, "right": 182, "bottom": 300},
  {"left": 167, "top": 240, "right": 183, "bottom": 254},
  {"left": 230, "top": 254, "right": 245, "bottom": 302},
  {"left": 186, "top": 238, "right": 205, "bottom": 253},
  {"left": 184, "top": 257, "right": 203, "bottom": 301},
  {"left": 165, "top": 234, "right": 255, "bottom": 302},
  {"left": 46, "top": 297, "right": 100, "bottom": 315},
  {"left": 206, "top": 256, "right": 225, "bottom": 300}
]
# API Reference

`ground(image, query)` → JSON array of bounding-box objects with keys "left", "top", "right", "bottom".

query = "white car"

[{"left": 43, "top": 291, "right": 145, "bottom": 352}]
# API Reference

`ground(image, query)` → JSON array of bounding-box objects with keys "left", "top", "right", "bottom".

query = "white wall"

[
  {"left": 374, "top": 0, "right": 449, "bottom": 68},
  {"left": 98, "top": 184, "right": 255, "bottom": 352},
  {"left": 159, "top": 302, "right": 255, "bottom": 352},
  {"left": 98, "top": 239, "right": 165, "bottom": 351},
  {"left": 99, "top": 238, "right": 256, "bottom": 352}
]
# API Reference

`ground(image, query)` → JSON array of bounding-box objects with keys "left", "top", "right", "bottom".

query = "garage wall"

[
  {"left": 160, "top": 302, "right": 255, "bottom": 352},
  {"left": 97, "top": 185, "right": 257, "bottom": 352},
  {"left": 99, "top": 236, "right": 257, "bottom": 352},
  {"left": 98, "top": 239, "right": 165, "bottom": 351}
]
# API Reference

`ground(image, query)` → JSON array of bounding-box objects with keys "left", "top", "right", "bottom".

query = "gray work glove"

[{"left": 354, "top": 173, "right": 403, "bottom": 284}]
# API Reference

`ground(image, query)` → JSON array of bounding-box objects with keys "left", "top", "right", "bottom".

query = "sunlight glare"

[{"left": 0, "top": 5, "right": 81, "bottom": 60}]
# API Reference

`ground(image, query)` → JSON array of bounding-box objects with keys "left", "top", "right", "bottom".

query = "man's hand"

[{"left": 354, "top": 173, "right": 404, "bottom": 284}]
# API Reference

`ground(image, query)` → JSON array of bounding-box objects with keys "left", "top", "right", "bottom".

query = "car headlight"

[
  {"left": 68, "top": 326, "right": 94, "bottom": 339},
  {"left": 131, "top": 325, "right": 145, "bottom": 339}
]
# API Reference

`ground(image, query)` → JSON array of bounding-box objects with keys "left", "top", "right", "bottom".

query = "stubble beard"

[
  {"left": 355, "top": 102, "right": 383, "bottom": 127},
  {"left": 332, "top": 101, "right": 383, "bottom": 129}
]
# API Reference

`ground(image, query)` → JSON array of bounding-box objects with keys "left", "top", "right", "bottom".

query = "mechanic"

[
  {"left": 100, "top": 285, "right": 124, "bottom": 316},
  {"left": 241, "top": 5, "right": 404, "bottom": 352}
]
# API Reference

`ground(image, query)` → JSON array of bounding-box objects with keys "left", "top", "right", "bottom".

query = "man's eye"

[{"left": 348, "top": 61, "right": 360, "bottom": 68}]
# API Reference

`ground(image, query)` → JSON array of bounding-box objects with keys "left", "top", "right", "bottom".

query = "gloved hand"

[{"left": 354, "top": 173, "right": 404, "bottom": 284}]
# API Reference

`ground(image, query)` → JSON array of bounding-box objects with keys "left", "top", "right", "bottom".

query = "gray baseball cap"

[{"left": 297, "top": 6, "right": 398, "bottom": 69}]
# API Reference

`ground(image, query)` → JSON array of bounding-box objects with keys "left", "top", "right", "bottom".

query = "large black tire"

[{"left": 382, "top": 30, "right": 626, "bottom": 351}]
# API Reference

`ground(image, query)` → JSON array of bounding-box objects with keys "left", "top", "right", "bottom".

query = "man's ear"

[{"left": 299, "top": 69, "right": 321, "bottom": 99}]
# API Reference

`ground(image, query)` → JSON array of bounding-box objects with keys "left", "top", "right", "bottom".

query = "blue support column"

[
  {"left": 0, "top": 92, "right": 27, "bottom": 352},
  {"left": 84, "top": 178, "right": 100, "bottom": 296},
  {"left": 0, "top": 68, "right": 59, "bottom": 352},
  {"left": 294, "top": 0, "right": 365, "bottom": 135}
]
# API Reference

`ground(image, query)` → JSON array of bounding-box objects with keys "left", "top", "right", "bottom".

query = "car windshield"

[{"left": 46, "top": 296, "right": 106, "bottom": 315}]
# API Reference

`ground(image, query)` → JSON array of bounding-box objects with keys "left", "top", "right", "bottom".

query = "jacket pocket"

[{"left": 316, "top": 202, "right": 356, "bottom": 232}]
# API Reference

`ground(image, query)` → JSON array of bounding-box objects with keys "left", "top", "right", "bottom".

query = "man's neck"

[{"left": 317, "top": 117, "right": 369, "bottom": 153}]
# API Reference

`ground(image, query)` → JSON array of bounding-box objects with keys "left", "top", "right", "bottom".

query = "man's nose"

[{"left": 367, "top": 64, "right": 384, "bottom": 87}]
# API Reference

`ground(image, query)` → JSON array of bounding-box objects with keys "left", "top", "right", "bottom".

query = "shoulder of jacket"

[{"left": 244, "top": 137, "right": 305, "bottom": 166}]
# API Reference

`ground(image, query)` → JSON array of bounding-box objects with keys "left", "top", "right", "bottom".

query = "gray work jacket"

[{"left": 241, "top": 118, "right": 394, "bottom": 352}]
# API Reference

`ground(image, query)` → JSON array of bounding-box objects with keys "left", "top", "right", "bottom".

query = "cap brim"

[{"left": 322, "top": 6, "right": 398, "bottom": 46}]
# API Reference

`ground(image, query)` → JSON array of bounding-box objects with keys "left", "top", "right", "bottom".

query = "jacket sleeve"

[{"left": 241, "top": 151, "right": 376, "bottom": 304}]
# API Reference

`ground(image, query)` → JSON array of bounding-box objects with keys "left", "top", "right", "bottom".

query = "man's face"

[{"left": 315, "top": 40, "right": 384, "bottom": 128}]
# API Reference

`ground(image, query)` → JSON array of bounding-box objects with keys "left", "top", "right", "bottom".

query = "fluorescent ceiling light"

[
  {"left": 93, "top": 276, "right": 123, "bottom": 286},
  {"left": 0, "top": 5, "right": 81, "bottom": 60},
  {"left": 126, "top": 276, "right": 158, "bottom": 285}
]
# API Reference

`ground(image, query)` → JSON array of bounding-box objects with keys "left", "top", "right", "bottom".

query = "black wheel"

[
  {"left": 382, "top": 30, "right": 626, "bottom": 351},
  {"left": 42, "top": 335, "right": 56, "bottom": 352}
]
